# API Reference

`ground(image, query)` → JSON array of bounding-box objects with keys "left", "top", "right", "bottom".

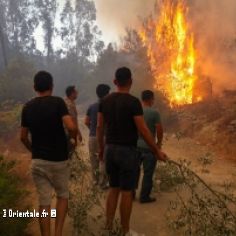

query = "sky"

[{"left": 94, "top": 0, "right": 155, "bottom": 45}]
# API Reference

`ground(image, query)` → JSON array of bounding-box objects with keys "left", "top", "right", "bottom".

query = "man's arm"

[
  {"left": 134, "top": 116, "right": 167, "bottom": 161},
  {"left": 96, "top": 112, "right": 105, "bottom": 161},
  {"left": 63, "top": 115, "right": 78, "bottom": 146},
  {"left": 20, "top": 127, "right": 32, "bottom": 152}
]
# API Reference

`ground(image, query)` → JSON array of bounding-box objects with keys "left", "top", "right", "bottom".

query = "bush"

[
  {"left": 0, "top": 102, "right": 22, "bottom": 136},
  {"left": 0, "top": 156, "right": 30, "bottom": 236}
]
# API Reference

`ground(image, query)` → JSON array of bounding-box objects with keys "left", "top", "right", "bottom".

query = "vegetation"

[
  {"left": 69, "top": 149, "right": 105, "bottom": 235},
  {"left": 0, "top": 102, "right": 22, "bottom": 136},
  {"left": 154, "top": 157, "right": 236, "bottom": 236},
  {"left": 0, "top": 156, "right": 30, "bottom": 236},
  {"left": 69, "top": 149, "right": 124, "bottom": 235}
]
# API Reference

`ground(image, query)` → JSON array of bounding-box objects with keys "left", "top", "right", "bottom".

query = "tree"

[
  {"left": 0, "top": 0, "right": 39, "bottom": 69},
  {"left": 35, "top": 0, "right": 57, "bottom": 64},
  {"left": 0, "top": 0, "right": 8, "bottom": 68},
  {"left": 0, "top": 20, "right": 8, "bottom": 68},
  {"left": 74, "top": 0, "right": 104, "bottom": 62},
  {"left": 59, "top": 0, "right": 76, "bottom": 57}
]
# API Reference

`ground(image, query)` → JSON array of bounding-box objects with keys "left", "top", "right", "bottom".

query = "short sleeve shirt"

[
  {"left": 137, "top": 107, "right": 161, "bottom": 149},
  {"left": 99, "top": 93, "right": 143, "bottom": 146},
  {"left": 21, "top": 96, "right": 69, "bottom": 161}
]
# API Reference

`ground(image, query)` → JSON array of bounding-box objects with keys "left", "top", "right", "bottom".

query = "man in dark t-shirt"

[
  {"left": 85, "top": 84, "right": 110, "bottom": 187},
  {"left": 97, "top": 67, "right": 167, "bottom": 235},
  {"left": 21, "top": 71, "right": 77, "bottom": 236}
]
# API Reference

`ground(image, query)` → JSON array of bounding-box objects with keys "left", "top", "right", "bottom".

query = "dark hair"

[
  {"left": 96, "top": 84, "right": 110, "bottom": 99},
  {"left": 142, "top": 90, "right": 154, "bottom": 101},
  {"left": 34, "top": 71, "right": 53, "bottom": 92},
  {"left": 66, "top": 86, "right": 76, "bottom": 97},
  {"left": 115, "top": 67, "right": 132, "bottom": 87}
]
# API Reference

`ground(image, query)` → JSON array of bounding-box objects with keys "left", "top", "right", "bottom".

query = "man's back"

[
  {"left": 137, "top": 107, "right": 161, "bottom": 149},
  {"left": 99, "top": 92, "right": 143, "bottom": 146},
  {"left": 21, "top": 96, "right": 69, "bottom": 161}
]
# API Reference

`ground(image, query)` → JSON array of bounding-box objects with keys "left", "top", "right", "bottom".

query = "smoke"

[
  {"left": 95, "top": 0, "right": 236, "bottom": 93},
  {"left": 94, "top": 0, "right": 155, "bottom": 44},
  {"left": 188, "top": 0, "right": 236, "bottom": 93}
]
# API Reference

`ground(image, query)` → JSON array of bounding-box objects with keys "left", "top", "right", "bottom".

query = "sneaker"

[
  {"left": 140, "top": 197, "right": 156, "bottom": 204},
  {"left": 125, "top": 229, "right": 145, "bottom": 236}
]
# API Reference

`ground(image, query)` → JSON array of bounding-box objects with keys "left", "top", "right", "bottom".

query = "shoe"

[
  {"left": 140, "top": 197, "right": 156, "bottom": 204},
  {"left": 125, "top": 229, "right": 145, "bottom": 236}
]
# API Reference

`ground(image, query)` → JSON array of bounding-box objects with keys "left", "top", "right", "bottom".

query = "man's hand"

[
  {"left": 70, "top": 138, "right": 77, "bottom": 150},
  {"left": 154, "top": 148, "right": 168, "bottom": 162}
]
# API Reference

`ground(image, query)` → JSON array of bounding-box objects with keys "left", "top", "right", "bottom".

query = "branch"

[{"left": 168, "top": 159, "right": 236, "bottom": 221}]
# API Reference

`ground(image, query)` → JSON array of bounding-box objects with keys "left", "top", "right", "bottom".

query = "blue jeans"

[{"left": 137, "top": 148, "right": 157, "bottom": 200}]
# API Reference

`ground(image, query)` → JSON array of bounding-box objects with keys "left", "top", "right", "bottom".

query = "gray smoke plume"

[
  {"left": 95, "top": 0, "right": 156, "bottom": 43},
  {"left": 189, "top": 0, "right": 236, "bottom": 93}
]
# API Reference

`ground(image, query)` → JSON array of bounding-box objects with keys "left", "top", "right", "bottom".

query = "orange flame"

[{"left": 140, "top": 0, "right": 198, "bottom": 106}]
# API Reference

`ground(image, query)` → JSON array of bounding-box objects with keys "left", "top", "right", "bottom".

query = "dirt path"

[
  {"left": 129, "top": 135, "right": 236, "bottom": 236},
  {"left": 11, "top": 125, "right": 235, "bottom": 236}
]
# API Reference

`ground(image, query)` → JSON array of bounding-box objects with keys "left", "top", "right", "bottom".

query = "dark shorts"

[{"left": 105, "top": 144, "right": 139, "bottom": 191}]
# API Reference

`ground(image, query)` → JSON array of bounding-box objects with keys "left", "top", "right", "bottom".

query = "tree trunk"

[{"left": 0, "top": 22, "right": 8, "bottom": 68}]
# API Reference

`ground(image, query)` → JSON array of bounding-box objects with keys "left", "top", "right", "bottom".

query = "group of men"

[{"left": 20, "top": 67, "right": 167, "bottom": 236}]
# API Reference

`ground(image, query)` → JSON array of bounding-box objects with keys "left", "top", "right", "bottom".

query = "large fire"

[{"left": 140, "top": 0, "right": 199, "bottom": 106}]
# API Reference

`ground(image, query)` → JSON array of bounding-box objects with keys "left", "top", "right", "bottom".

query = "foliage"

[
  {"left": 68, "top": 149, "right": 105, "bottom": 235},
  {"left": 0, "top": 156, "right": 30, "bottom": 236},
  {"left": 0, "top": 0, "right": 39, "bottom": 69},
  {"left": 35, "top": 0, "right": 57, "bottom": 61},
  {"left": 155, "top": 161, "right": 185, "bottom": 192},
  {"left": 162, "top": 159, "right": 236, "bottom": 236},
  {"left": 0, "top": 102, "right": 22, "bottom": 136},
  {"left": 68, "top": 149, "right": 124, "bottom": 236},
  {"left": 0, "top": 58, "right": 35, "bottom": 102}
]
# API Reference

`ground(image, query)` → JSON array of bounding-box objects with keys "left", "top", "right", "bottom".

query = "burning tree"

[{"left": 139, "top": 0, "right": 201, "bottom": 106}]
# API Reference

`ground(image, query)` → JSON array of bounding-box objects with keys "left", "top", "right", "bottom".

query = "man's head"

[
  {"left": 66, "top": 86, "right": 78, "bottom": 101},
  {"left": 34, "top": 71, "right": 53, "bottom": 93},
  {"left": 141, "top": 90, "right": 155, "bottom": 106},
  {"left": 96, "top": 84, "right": 111, "bottom": 99},
  {"left": 114, "top": 67, "right": 132, "bottom": 90}
]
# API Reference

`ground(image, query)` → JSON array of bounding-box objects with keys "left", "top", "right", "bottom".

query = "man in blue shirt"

[{"left": 85, "top": 84, "right": 110, "bottom": 187}]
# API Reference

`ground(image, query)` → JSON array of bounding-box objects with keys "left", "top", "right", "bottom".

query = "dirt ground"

[{"left": 3, "top": 121, "right": 236, "bottom": 236}]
